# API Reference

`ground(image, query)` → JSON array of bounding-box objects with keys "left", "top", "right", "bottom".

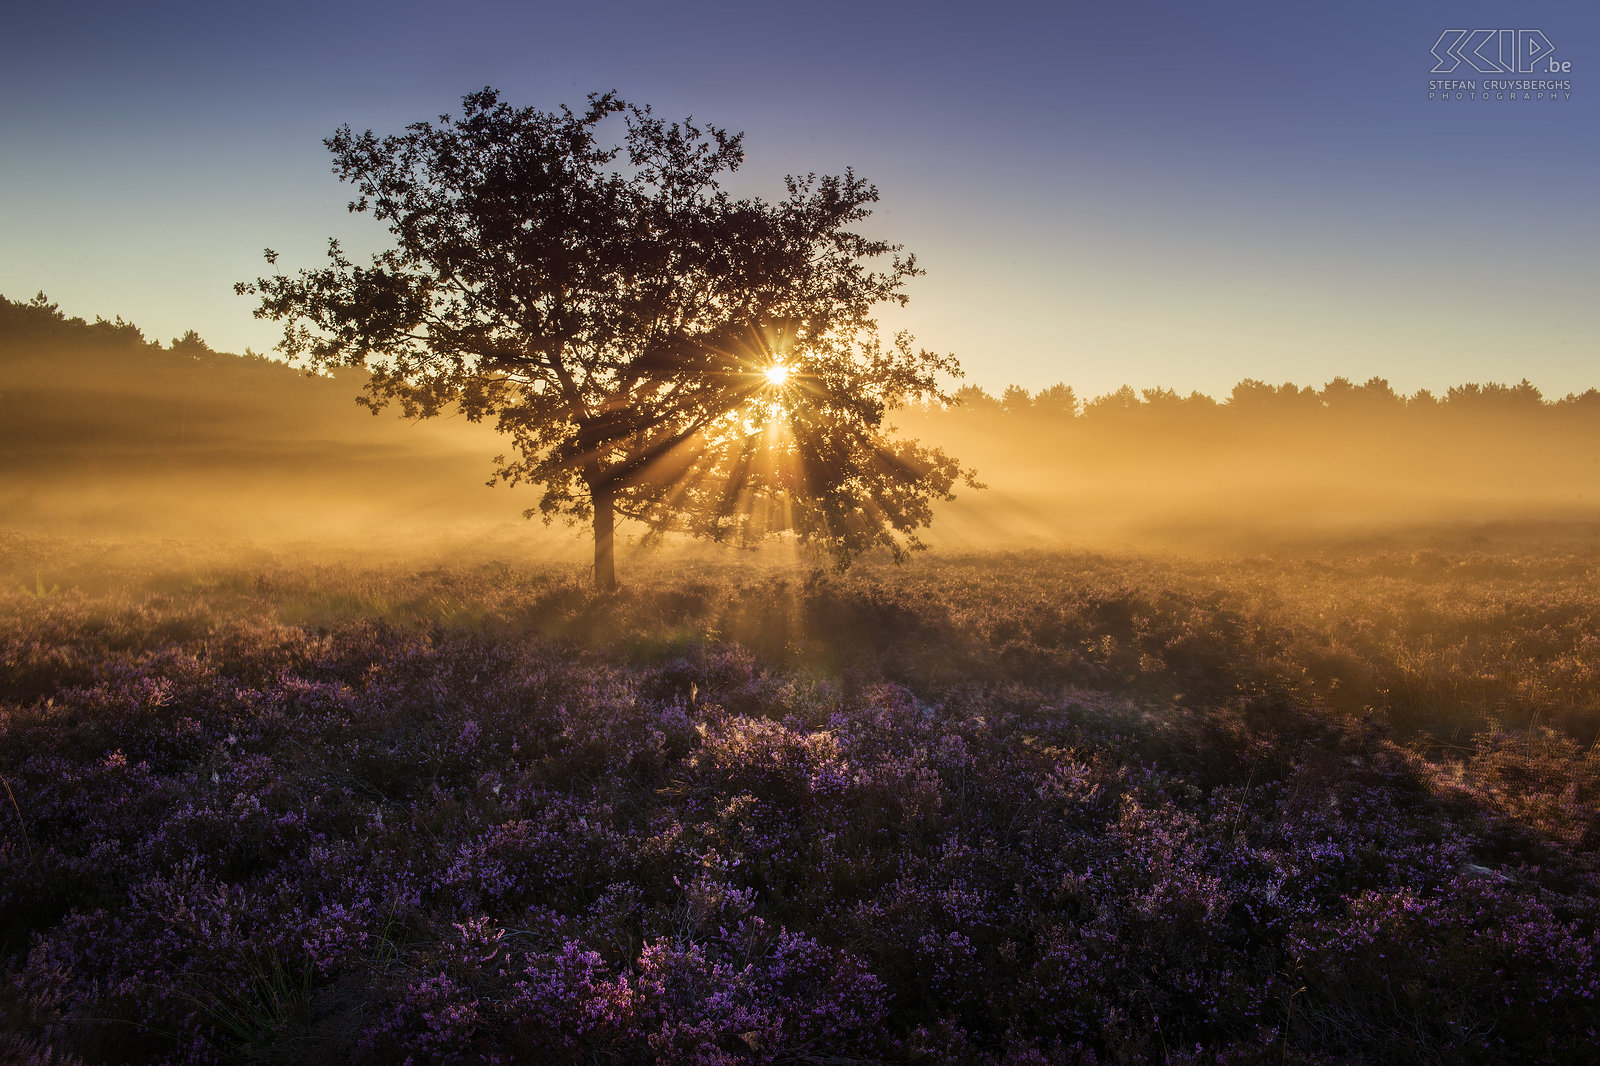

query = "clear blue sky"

[{"left": 3, "top": 0, "right": 1596, "bottom": 398}]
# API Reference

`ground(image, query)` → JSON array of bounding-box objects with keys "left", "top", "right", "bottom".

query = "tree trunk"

[{"left": 592, "top": 486, "right": 617, "bottom": 592}]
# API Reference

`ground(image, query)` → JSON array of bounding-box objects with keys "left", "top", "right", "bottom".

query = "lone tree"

[{"left": 239, "top": 88, "right": 972, "bottom": 589}]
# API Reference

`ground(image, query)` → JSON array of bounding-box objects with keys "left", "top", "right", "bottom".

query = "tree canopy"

[{"left": 238, "top": 88, "right": 972, "bottom": 588}]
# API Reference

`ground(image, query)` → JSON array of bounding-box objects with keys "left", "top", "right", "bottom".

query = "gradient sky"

[{"left": 3, "top": 0, "right": 1596, "bottom": 399}]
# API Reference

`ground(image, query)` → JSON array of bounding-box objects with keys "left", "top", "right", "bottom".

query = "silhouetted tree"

[
  {"left": 1356, "top": 376, "right": 1402, "bottom": 407},
  {"left": 238, "top": 89, "right": 970, "bottom": 589},
  {"left": 952, "top": 384, "right": 1002, "bottom": 413},
  {"left": 170, "top": 330, "right": 212, "bottom": 358},
  {"left": 1321, "top": 376, "right": 1403, "bottom": 419},
  {"left": 1033, "top": 383, "right": 1079, "bottom": 418},
  {"left": 1227, "top": 379, "right": 1322, "bottom": 420},
  {"left": 1320, "top": 376, "right": 1358, "bottom": 408},
  {"left": 1084, "top": 385, "right": 1142, "bottom": 419},
  {"left": 1001, "top": 384, "right": 1032, "bottom": 413}
]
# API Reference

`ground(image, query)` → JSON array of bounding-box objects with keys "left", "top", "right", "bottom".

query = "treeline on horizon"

[
  {"left": 904, "top": 372, "right": 1600, "bottom": 540},
  {"left": 0, "top": 291, "right": 428, "bottom": 466},
  {"left": 5, "top": 290, "right": 1598, "bottom": 428},
  {"left": 940, "top": 376, "right": 1600, "bottom": 423},
  {"left": 0, "top": 291, "right": 274, "bottom": 370},
  {"left": 0, "top": 292, "right": 526, "bottom": 541}
]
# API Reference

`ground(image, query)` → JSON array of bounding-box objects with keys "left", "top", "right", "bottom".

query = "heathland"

[{"left": 2, "top": 295, "right": 1598, "bottom": 1063}]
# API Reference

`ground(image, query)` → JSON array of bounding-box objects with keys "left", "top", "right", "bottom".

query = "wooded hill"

[{"left": 0, "top": 293, "right": 526, "bottom": 545}]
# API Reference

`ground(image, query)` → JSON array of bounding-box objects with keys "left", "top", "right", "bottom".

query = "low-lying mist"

[{"left": 4, "top": 293, "right": 1597, "bottom": 564}]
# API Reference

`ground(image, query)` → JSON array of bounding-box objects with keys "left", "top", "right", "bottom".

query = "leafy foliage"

[{"left": 236, "top": 91, "right": 971, "bottom": 582}]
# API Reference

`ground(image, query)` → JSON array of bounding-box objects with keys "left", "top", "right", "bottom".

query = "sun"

[{"left": 764, "top": 363, "right": 791, "bottom": 387}]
